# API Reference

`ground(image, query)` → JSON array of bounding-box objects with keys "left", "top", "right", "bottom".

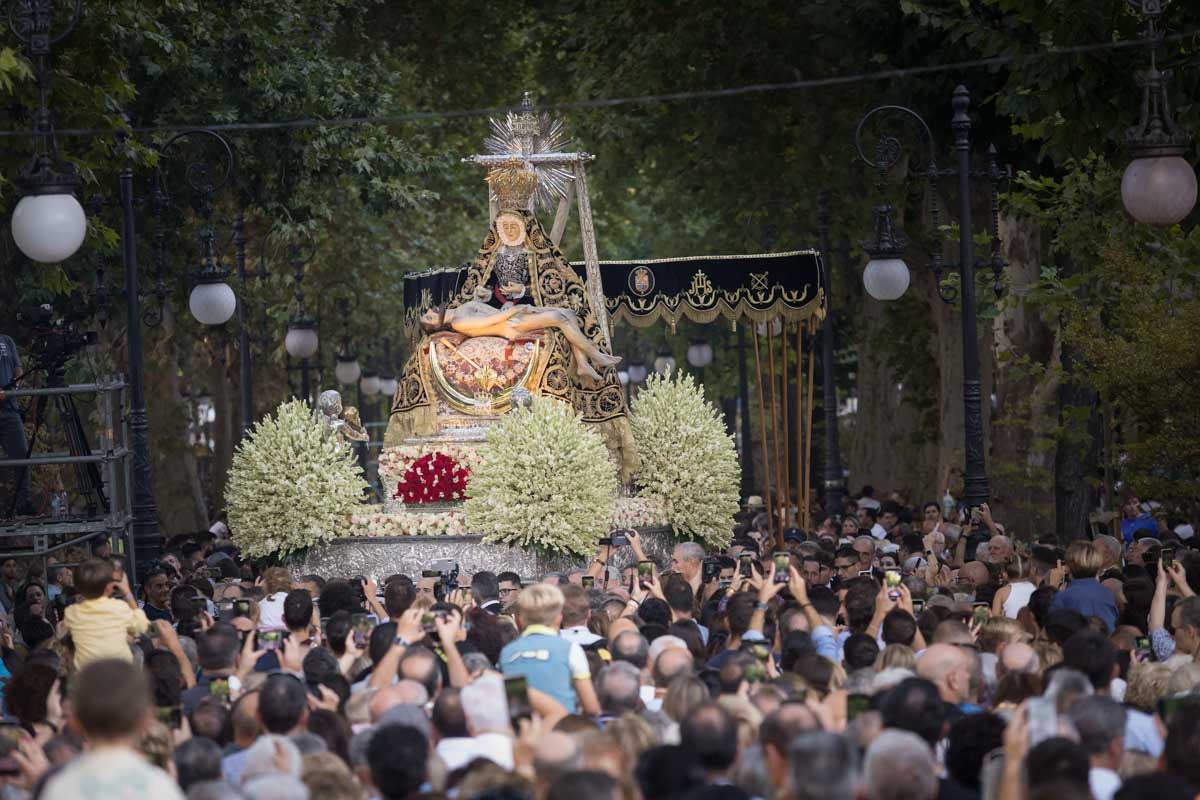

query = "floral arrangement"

[
  {"left": 630, "top": 371, "right": 740, "bottom": 549},
  {"left": 379, "top": 443, "right": 485, "bottom": 480},
  {"left": 612, "top": 495, "right": 669, "bottom": 529},
  {"left": 349, "top": 510, "right": 467, "bottom": 537},
  {"left": 225, "top": 400, "right": 367, "bottom": 560},
  {"left": 394, "top": 452, "right": 470, "bottom": 504},
  {"left": 465, "top": 397, "right": 617, "bottom": 556}
]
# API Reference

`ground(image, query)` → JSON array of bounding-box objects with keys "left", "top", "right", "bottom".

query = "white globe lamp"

[
  {"left": 359, "top": 371, "right": 381, "bottom": 396},
  {"left": 627, "top": 362, "right": 648, "bottom": 384},
  {"left": 862, "top": 256, "right": 910, "bottom": 301},
  {"left": 335, "top": 355, "right": 362, "bottom": 385},
  {"left": 188, "top": 279, "right": 237, "bottom": 326},
  {"left": 11, "top": 192, "right": 88, "bottom": 264},
  {"left": 653, "top": 352, "right": 676, "bottom": 374},
  {"left": 1121, "top": 155, "right": 1197, "bottom": 226},
  {"left": 284, "top": 322, "right": 319, "bottom": 359},
  {"left": 378, "top": 374, "right": 399, "bottom": 397},
  {"left": 687, "top": 340, "right": 714, "bottom": 368}
]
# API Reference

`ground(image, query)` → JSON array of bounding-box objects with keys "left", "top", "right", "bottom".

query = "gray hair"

[
  {"left": 596, "top": 661, "right": 643, "bottom": 715},
  {"left": 1094, "top": 535, "right": 1122, "bottom": 563},
  {"left": 854, "top": 536, "right": 877, "bottom": 552},
  {"left": 461, "top": 674, "right": 510, "bottom": 734},
  {"left": 177, "top": 635, "right": 200, "bottom": 674},
  {"left": 863, "top": 730, "right": 937, "bottom": 800},
  {"left": 241, "top": 734, "right": 301, "bottom": 784},
  {"left": 1067, "top": 695, "right": 1126, "bottom": 755},
  {"left": 675, "top": 542, "right": 706, "bottom": 563},
  {"left": 348, "top": 729, "right": 376, "bottom": 769},
  {"left": 462, "top": 651, "right": 493, "bottom": 675},
  {"left": 243, "top": 775, "right": 310, "bottom": 800},
  {"left": 288, "top": 732, "right": 328, "bottom": 757},
  {"left": 188, "top": 782, "right": 245, "bottom": 800},
  {"left": 789, "top": 731, "right": 860, "bottom": 800}
]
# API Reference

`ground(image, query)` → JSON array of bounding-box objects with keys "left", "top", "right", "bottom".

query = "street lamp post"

[
  {"left": 855, "top": 86, "right": 1006, "bottom": 511},
  {"left": 8, "top": 0, "right": 87, "bottom": 265},
  {"left": 282, "top": 232, "right": 320, "bottom": 403},
  {"left": 816, "top": 191, "right": 845, "bottom": 519},
  {"left": 1121, "top": 0, "right": 1196, "bottom": 226}
]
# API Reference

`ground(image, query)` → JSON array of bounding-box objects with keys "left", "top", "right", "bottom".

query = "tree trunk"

[
  {"left": 143, "top": 308, "right": 209, "bottom": 536},
  {"left": 1053, "top": 253, "right": 1100, "bottom": 542},
  {"left": 990, "top": 215, "right": 1058, "bottom": 536}
]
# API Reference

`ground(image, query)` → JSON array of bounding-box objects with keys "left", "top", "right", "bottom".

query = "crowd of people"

[{"left": 0, "top": 491, "right": 1198, "bottom": 800}]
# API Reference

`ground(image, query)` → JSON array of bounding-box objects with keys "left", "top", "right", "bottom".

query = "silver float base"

[{"left": 292, "top": 528, "right": 677, "bottom": 582}]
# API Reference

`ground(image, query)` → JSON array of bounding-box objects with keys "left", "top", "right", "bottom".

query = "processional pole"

[{"left": 751, "top": 332, "right": 775, "bottom": 542}]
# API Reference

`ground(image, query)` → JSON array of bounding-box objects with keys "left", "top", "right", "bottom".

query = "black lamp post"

[
  {"left": 284, "top": 243, "right": 318, "bottom": 405},
  {"left": 855, "top": 86, "right": 1006, "bottom": 512},
  {"left": 816, "top": 191, "right": 845, "bottom": 518},
  {"left": 8, "top": 0, "right": 88, "bottom": 266},
  {"left": 1121, "top": 0, "right": 1196, "bottom": 226}
]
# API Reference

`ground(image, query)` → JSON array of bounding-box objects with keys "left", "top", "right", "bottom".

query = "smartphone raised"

[
  {"left": 884, "top": 568, "right": 902, "bottom": 601},
  {"left": 233, "top": 599, "right": 252, "bottom": 618},
  {"left": 846, "top": 693, "right": 871, "bottom": 721},
  {"left": 972, "top": 602, "right": 990, "bottom": 626},
  {"left": 773, "top": 552, "right": 790, "bottom": 584},
  {"left": 1162, "top": 546, "right": 1176, "bottom": 568},
  {"left": 739, "top": 552, "right": 754, "bottom": 578},
  {"left": 258, "top": 629, "right": 284, "bottom": 651},
  {"left": 911, "top": 598, "right": 925, "bottom": 615},
  {"left": 156, "top": 706, "right": 183, "bottom": 730},
  {"left": 0, "top": 722, "right": 22, "bottom": 775},
  {"left": 582, "top": 575, "right": 595, "bottom": 589},
  {"left": 637, "top": 560, "right": 654, "bottom": 589},
  {"left": 505, "top": 675, "right": 533, "bottom": 729},
  {"left": 190, "top": 595, "right": 208, "bottom": 614}
]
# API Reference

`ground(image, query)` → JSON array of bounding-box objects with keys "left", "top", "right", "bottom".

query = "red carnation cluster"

[{"left": 394, "top": 451, "right": 469, "bottom": 504}]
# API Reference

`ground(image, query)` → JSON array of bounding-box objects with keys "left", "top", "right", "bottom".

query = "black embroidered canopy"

[{"left": 401, "top": 250, "right": 826, "bottom": 335}]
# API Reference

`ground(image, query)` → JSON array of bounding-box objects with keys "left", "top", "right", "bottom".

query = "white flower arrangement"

[
  {"left": 612, "top": 495, "right": 669, "bottom": 529},
  {"left": 225, "top": 399, "right": 367, "bottom": 560},
  {"left": 378, "top": 443, "right": 485, "bottom": 480},
  {"left": 349, "top": 510, "right": 467, "bottom": 537},
  {"left": 465, "top": 397, "right": 617, "bottom": 556},
  {"left": 630, "top": 371, "right": 740, "bottom": 549}
]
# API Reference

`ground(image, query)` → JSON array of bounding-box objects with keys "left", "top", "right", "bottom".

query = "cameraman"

[{"left": 0, "top": 333, "right": 33, "bottom": 517}]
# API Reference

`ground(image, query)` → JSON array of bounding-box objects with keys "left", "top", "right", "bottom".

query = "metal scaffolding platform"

[{"left": 0, "top": 380, "right": 133, "bottom": 570}]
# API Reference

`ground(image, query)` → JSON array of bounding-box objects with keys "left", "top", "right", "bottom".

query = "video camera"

[
  {"left": 17, "top": 302, "right": 97, "bottom": 380},
  {"left": 430, "top": 559, "right": 460, "bottom": 601}
]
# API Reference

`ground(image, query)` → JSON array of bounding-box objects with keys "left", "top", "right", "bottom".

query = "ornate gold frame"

[{"left": 427, "top": 335, "right": 550, "bottom": 415}]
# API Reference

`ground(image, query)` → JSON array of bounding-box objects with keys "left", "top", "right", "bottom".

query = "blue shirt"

[
  {"left": 500, "top": 625, "right": 586, "bottom": 713},
  {"left": 1120, "top": 516, "right": 1157, "bottom": 546},
  {"left": 0, "top": 335, "right": 21, "bottom": 412},
  {"left": 1049, "top": 577, "right": 1118, "bottom": 631}
]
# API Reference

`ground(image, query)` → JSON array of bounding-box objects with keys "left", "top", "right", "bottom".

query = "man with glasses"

[
  {"left": 834, "top": 547, "right": 861, "bottom": 583},
  {"left": 853, "top": 536, "right": 877, "bottom": 572},
  {"left": 497, "top": 571, "right": 522, "bottom": 611}
]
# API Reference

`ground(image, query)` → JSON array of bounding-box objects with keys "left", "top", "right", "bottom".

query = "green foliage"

[{"left": 1014, "top": 156, "right": 1200, "bottom": 510}]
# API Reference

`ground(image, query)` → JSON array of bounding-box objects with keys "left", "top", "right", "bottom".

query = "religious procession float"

[{"left": 223, "top": 97, "right": 827, "bottom": 577}]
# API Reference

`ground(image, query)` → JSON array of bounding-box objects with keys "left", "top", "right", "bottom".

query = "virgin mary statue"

[{"left": 385, "top": 160, "right": 636, "bottom": 480}]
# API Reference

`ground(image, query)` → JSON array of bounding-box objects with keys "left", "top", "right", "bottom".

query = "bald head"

[
  {"left": 917, "top": 643, "right": 980, "bottom": 705},
  {"left": 653, "top": 646, "right": 695, "bottom": 688},
  {"left": 533, "top": 731, "right": 580, "bottom": 785},
  {"left": 932, "top": 619, "right": 974, "bottom": 646},
  {"left": 959, "top": 562, "right": 989, "bottom": 588},
  {"left": 999, "top": 642, "right": 1040, "bottom": 676},
  {"left": 368, "top": 679, "right": 429, "bottom": 722}
]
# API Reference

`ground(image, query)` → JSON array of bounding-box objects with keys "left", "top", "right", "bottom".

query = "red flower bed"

[{"left": 394, "top": 451, "right": 470, "bottom": 504}]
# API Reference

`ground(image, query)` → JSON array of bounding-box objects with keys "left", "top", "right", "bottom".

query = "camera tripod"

[{"left": 5, "top": 364, "right": 108, "bottom": 519}]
